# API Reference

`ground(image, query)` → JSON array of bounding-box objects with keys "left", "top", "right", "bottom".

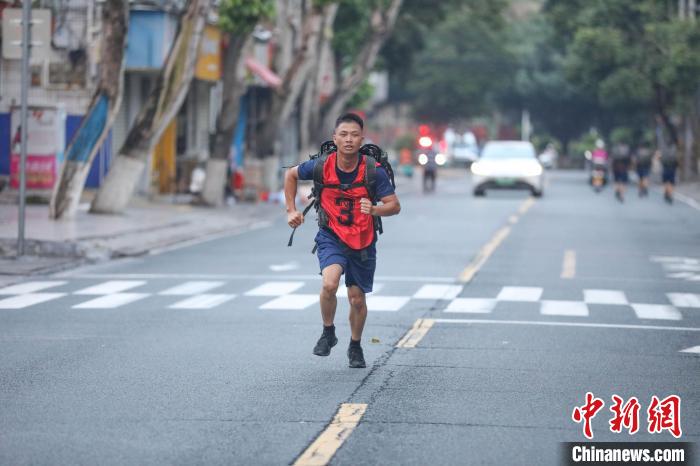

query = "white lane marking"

[
  {"left": 72, "top": 293, "right": 149, "bottom": 309},
  {"left": 0, "top": 281, "right": 67, "bottom": 295},
  {"left": 269, "top": 262, "right": 300, "bottom": 272},
  {"left": 61, "top": 273, "right": 457, "bottom": 283},
  {"left": 75, "top": 281, "right": 147, "bottom": 295},
  {"left": 433, "top": 318, "right": 700, "bottom": 332},
  {"left": 497, "top": 286, "right": 543, "bottom": 302},
  {"left": 260, "top": 294, "right": 319, "bottom": 310},
  {"left": 675, "top": 191, "right": 700, "bottom": 211},
  {"left": 169, "top": 294, "right": 236, "bottom": 309},
  {"left": 445, "top": 298, "right": 496, "bottom": 313},
  {"left": 632, "top": 304, "right": 682, "bottom": 321},
  {"left": 336, "top": 283, "right": 384, "bottom": 297},
  {"left": 244, "top": 281, "right": 305, "bottom": 297},
  {"left": 366, "top": 296, "right": 410, "bottom": 312},
  {"left": 680, "top": 345, "right": 700, "bottom": 354},
  {"left": 667, "top": 293, "right": 700, "bottom": 308},
  {"left": 583, "top": 289, "right": 628, "bottom": 305},
  {"left": 0, "top": 293, "right": 66, "bottom": 309},
  {"left": 158, "top": 281, "right": 225, "bottom": 296},
  {"left": 413, "top": 284, "right": 463, "bottom": 300},
  {"left": 541, "top": 300, "right": 589, "bottom": 317}
]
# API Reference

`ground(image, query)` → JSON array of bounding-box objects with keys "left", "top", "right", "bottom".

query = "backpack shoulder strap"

[
  {"left": 313, "top": 153, "right": 330, "bottom": 197},
  {"left": 364, "top": 155, "right": 377, "bottom": 202}
]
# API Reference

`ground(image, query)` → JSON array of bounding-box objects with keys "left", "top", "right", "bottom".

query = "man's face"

[{"left": 333, "top": 121, "right": 364, "bottom": 157}]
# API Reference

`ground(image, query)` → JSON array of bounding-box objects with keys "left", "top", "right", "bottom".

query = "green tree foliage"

[
  {"left": 218, "top": 0, "right": 274, "bottom": 34},
  {"left": 545, "top": 0, "right": 700, "bottom": 144},
  {"left": 400, "top": 0, "right": 515, "bottom": 122}
]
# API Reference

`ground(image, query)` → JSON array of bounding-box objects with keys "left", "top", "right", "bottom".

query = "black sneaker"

[
  {"left": 347, "top": 345, "right": 366, "bottom": 368},
  {"left": 313, "top": 333, "right": 338, "bottom": 356},
  {"left": 664, "top": 192, "right": 673, "bottom": 204}
]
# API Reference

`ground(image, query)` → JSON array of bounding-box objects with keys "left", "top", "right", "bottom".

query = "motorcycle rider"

[{"left": 590, "top": 139, "right": 608, "bottom": 192}]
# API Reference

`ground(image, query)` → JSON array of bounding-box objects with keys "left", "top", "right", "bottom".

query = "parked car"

[{"left": 471, "top": 141, "right": 544, "bottom": 197}]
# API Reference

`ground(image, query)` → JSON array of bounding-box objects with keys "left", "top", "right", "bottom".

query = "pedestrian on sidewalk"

[{"left": 284, "top": 113, "right": 401, "bottom": 368}]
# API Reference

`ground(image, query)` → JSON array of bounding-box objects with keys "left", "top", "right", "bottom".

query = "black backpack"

[{"left": 288, "top": 141, "right": 395, "bottom": 252}]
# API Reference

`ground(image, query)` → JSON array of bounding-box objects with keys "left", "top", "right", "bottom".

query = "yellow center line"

[
  {"left": 518, "top": 197, "right": 536, "bottom": 215},
  {"left": 458, "top": 197, "right": 535, "bottom": 284},
  {"left": 293, "top": 403, "right": 367, "bottom": 466},
  {"left": 458, "top": 226, "right": 511, "bottom": 283},
  {"left": 396, "top": 318, "right": 435, "bottom": 348},
  {"left": 561, "top": 249, "right": 576, "bottom": 279}
]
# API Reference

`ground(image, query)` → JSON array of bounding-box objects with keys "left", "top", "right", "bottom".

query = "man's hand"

[
  {"left": 288, "top": 210, "right": 304, "bottom": 228},
  {"left": 360, "top": 198, "right": 374, "bottom": 215}
]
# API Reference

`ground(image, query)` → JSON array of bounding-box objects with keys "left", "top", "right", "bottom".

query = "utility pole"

[{"left": 17, "top": 0, "right": 31, "bottom": 257}]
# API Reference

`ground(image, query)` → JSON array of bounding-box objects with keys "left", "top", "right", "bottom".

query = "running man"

[{"left": 284, "top": 113, "right": 401, "bottom": 368}]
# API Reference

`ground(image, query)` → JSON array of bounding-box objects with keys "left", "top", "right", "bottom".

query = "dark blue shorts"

[
  {"left": 613, "top": 170, "right": 629, "bottom": 183},
  {"left": 315, "top": 230, "right": 376, "bottom": 293},
  {"left": 662, "top": 166, "right": 676, "bottom": 184},
  {"left": 636, "top": 164, "right": 650, "bottom": 178}
]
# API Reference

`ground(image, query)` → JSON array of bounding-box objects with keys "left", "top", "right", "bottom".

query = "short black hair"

[{"left": 335, "top": 113, "right": 364, "bottom": 130}]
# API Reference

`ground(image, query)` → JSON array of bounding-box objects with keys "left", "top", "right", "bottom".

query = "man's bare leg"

[
  {"left": 320, "top": 265, "right": 342, "bottom": 326},
  {"left": 347, "top": 285, "right": 368, "bottom": 342}
]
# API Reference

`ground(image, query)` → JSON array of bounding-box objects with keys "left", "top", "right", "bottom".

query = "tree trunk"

[
  {"left": 316, "top": 0, "right": 403, "bottom": 138},
  {"left": 90, "top": 0, "right": 210, "bottom": 214},
  {"left": 254, "top": 0, "right": 334, "bottom": 165},
  {"left": 49, "top": 0, "right": 128, "bottom": 219},
  {"left": 201, "top": 34, "right": 251, "bottom": 206},
  {"left": 300, "top": 4, "right": 338, "bottom": 153}
]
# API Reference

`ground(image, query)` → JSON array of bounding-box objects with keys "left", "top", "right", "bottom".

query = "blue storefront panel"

[{"left": 65, "top": 115, "right": 112, "bottom": 188}]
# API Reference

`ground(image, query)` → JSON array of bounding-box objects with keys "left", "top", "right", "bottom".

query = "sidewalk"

[{"left": 0, "top": 195, "right": 284, "bottom": 277}]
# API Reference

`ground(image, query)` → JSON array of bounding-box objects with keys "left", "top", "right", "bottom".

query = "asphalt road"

[{"left": 1, "top": 169, "right": 698, "bottom": 465}]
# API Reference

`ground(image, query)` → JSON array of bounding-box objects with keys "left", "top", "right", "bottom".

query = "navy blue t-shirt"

[
  {"left": 297, "top": 156, "right": 395, "bottom": 246},
  {"left": 297, "top": 157, "right": 394, "bottom": 197}
]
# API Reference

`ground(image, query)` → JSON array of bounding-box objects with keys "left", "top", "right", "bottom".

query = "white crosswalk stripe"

[
  {"left": 632, "top": 304, "right": 682, "bottom": 321},
  {"left": 260, "top": 294, "right": 319, "bottom": 310},
  {"left": 159, "top": 281, "right": 225, "bottom": 296},
  {"left": 666, "top": 293, "right": 700, "bottom": 308},
  {"left": 0, "top": 281, "right": 67, "bottom": 295},
  {"left": 541, "top": 300, "right": 589, "bottom": 317},
  {"left": 584, "top": 289, "right": 628, "bottom": 305},
  {"left": 365, "top": 296, "right": 410, "bottom": 312},
  {"left": 0, "top": 293, "right": 66, "bottom": 309},
  {"left": 446, "top": 298, "right": 496, "bottom": 313},
  {"left": 244, "top": 281, "right": 305, "bottom": 297},
  {"left": 413, "top": 284, "right": 463, "bottom": 300},
  {"left": 75, "top": 281, "right": 147, "bottom": 295},
  {"left": 73, "top": 293, "right": 150, "bottom": 309},
  {"left": 169, "top": 294, "right": 236, "bottom": 309},
  {"left": 497, "top": 286, "right": 543, "bottom": 302},
  {"left": 0, "top": 279, "right": 696, "bottom": 323}
]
